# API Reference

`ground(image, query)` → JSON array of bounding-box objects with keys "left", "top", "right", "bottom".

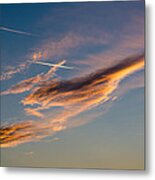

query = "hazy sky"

[{"left": 0, "top": 1, "right": 144, "bottom": 169}]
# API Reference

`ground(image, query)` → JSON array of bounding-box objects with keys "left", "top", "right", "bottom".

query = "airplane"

[{"left": 32, "top": 60, "right": 74, "bottom": 70}]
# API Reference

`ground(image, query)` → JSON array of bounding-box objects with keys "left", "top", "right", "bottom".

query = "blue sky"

[{"left": 0, "top": 1, "right": 144, "bottom": 169}]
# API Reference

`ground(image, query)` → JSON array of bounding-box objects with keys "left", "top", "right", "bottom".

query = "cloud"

[
  {"left": 75, "top": 34, "right": 144, "bottom": 76},
  {"left": 1, "top": 14, "right": 144, "bottom": 81},
  {"left": 30, "top": 32, "right": 109, "bottom": 61},
  {"left": 24, "top": 108, "right": 44, "bottom": 118},
  {"left": 0, "top": 62, "right": 30, "bottom": 81},
  {"left": 1, "top": 32, "right": 109, "bottom": 81},
  {"left": 1, "top": 61, "right": 65, "bottom": 95},
  {"left": 1, "top": 74, "right": 42, "bottom": 95},
  {"left": 0, "top": 53, "right": 144, "bottom": 148},
  {"left": 22, "top": 54, "right": 144, "bottom": 108}
]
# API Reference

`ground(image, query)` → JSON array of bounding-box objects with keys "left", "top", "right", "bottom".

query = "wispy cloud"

[
  {"left": 0, "top": 53, "right": 144, "bottom": 148},
  {"left": 0, "top": 32, "right": 109, "bottom": 81},
  {"left": 30, "top": 32, "right": 109, "bottom": 61},
  {"left": 1, "top": 61, "right": 65, "bottom": 95},
  {"left": 0, "top": 62, "right": 30, "bottom": 81},
  {"left": 1, "top": 14, "right": 144, "bottom": 81}
]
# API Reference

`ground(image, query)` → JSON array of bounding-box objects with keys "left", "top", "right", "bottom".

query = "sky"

[{"left": 0, "top": 1, "right": 145, "bottom": 169}]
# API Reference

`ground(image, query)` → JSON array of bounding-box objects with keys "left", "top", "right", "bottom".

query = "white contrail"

[
  {"left": 34, "top": 61, "right": 74, "bottom": 70},
  {"left": 0, "top": 26, "right": 38, "bottom": 36}
]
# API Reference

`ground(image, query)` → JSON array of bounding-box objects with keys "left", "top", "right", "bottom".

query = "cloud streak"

[{"left": 0, "top": 53, "right": 144, "bottom": 148}]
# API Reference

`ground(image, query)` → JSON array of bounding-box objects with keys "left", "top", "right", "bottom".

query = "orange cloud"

[
  {"left": 22, "top": 54, "right": 144, "bottom": 109},
  {"left": 32, "top": 52, "right": 43, "bottom": 61},
  {"left": 0, "top": 54, "right": 144, "bottom": 148},
  {"left": 24, "top": 108, "right": 44, "bottom": 118}
]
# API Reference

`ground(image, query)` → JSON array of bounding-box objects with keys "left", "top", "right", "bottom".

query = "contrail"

[
  {"left": 0, "top": 26, "right": 38, "bottom": 36},
  {"left": 34, "top": 61, "right": 74, "bottom": 70}
]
